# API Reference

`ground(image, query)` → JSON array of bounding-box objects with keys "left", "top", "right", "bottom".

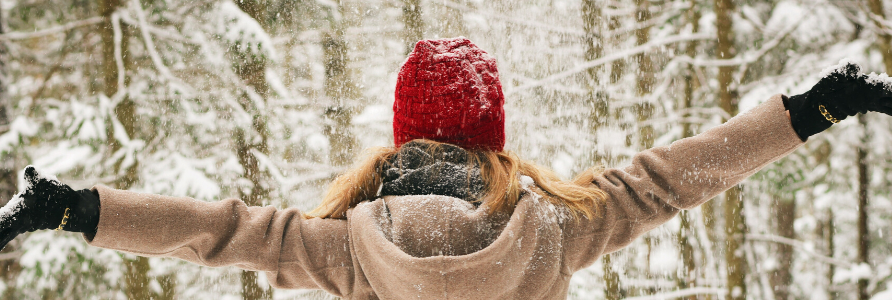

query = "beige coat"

[{"left": 85, "top": 95, "right": 804, "bottom": 299}]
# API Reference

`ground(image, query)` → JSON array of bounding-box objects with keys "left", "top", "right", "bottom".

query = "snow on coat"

[{"left": 83, "top": 95, "right": 803, "bottom": 299}]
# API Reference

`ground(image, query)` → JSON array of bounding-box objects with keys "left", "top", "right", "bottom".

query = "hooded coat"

[{"left": 84, "top": 95, "right": 803, "bottom": 299}]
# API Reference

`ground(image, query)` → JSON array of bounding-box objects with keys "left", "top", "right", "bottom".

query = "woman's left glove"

[
  {"left": 785, "top": 61, "right": 892, "bottom": 141},
  {"left": 0, "top": 166, "right": 100, "bottom": 250}
]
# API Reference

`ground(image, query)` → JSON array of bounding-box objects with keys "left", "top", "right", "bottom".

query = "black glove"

[
  {"left": 785, "top": 61, "right": 892, "bottom": 140},
  {"left": 0, "top": 166, "right": 100, "bottom": 250}
]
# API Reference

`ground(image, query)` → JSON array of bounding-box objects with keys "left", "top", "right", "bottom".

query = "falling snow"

[{"left": 0, "top": 0, "right": 890, "bottom": 299}]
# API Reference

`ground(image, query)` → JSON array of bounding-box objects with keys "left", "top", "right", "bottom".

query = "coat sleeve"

[
  {"left": 562, "top": 94, "right": 805, "bottom": 272},
  {"left": 84, "top": 187, "right": 355, "bottom": 296}
]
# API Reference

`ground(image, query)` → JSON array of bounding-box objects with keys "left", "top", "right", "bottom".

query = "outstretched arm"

[
  {"left": 85, "top": 186, "right": 355, "bottom": 295},
  {"left": 0, "top": 168, "right": 356, "bottom": 296},
  {"left": 563, "top": 94, "right": 803, "bottom": 271},
  {"left": 563, "top": 61, "right": 892, "bottom": 271}
]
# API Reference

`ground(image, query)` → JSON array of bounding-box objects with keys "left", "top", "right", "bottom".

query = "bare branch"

[
  {"left": 674, "top": 16, "right": 801, "bottom": 69},
  {"left": 623, "top": 287, "right": 726, "bottom": 300},
  {"left": 746, "top": 233, "right": 853, "bottom": 267},
  {"left": 112, "top": 12, "right": 126, "bottom": 97},
  {"left": 118, "top": 14, "right": 198, "bottom": 45},
  {"left": 506, "top": 33, "right": 714, "bottom": 95},
  {"left": 435, "top": 0, "right": 585, "bottom": 36},
  {"left": 0, "top": 17, "right": 103, "bottom": 40},
  {"left": 0, "top": 251, "right": 21, "bottom": 261},
  {"left": 131, "top": 0, "right": 176, "bottom": 85}
]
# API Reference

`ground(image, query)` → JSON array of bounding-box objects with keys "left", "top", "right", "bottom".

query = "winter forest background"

[{"left": 0, "top": 0, "right": 890, "bottom": 299}]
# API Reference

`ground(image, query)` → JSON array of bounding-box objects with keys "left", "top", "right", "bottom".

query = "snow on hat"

[{"left": 393, "top": 37, "right": 506, "bottom": 152}]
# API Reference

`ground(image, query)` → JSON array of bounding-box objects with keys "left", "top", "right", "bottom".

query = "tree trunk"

[
  {"left": 677, "top": 211, "right": 698, "bottom": 300},
  {"left": 602, "top": 253, "right": 624, "bottom": 300},
  {"left": 232, "top": 1, "right": 273, "bottom": 299},
  {"left": 856, "top": 114, "right": 870, "bottom": 300},
  {"left": 771, "top": 195, "right": 795, "bottom": 300},
  {"left": 123, "top": 257, "right": 151, "bottom": 300},
  {"left": 863, "top": 3, "right": 888, "bottom": 296},
  {"left": 608, "top": 4, "right": 624, "bottom": 84},
  {"left": 0, "top": 8, "right": 21, "bottom": 300},
  {"left": 582, "top": 0, "right": 602, "bottom": 82},
  {"left": 693, "top": 0, "right": 716, "bottom": 245},
  {"left": 634, "top": 1, "right": 656, "bottom": 294},
  {"left": 868, "top": 0, "right": 892, "bottom": 72},
  {"left": 438, "top": 0, "right": 466, "bottom": 38},
  {"left": 634, "top": 0, "right": 654, "bottom": 149},
  {"left": 582, "top": 3, "right": 621, "bottom": 297},
  {"left": 402, "top": 0, "right": 423, "bottom": 54},
  {"left": 723, "top": 185, "right": 746, "bottom": 300},
  {"left": 581, "top": 0, "right": 608, "bottom": 162},
  {"left": 0, "top": 8, "right": 14, "bottom": 204},
  {"left": 714, "top": 0, "right": 746, "bottom": 299},
  {"left": 322, "top": 0, "right": 357, "bottom": 167},
  {"left": 98, "top": 0, "right": 153, "bottom": 298},
  {"left": 677, "top": 6, "right": 701, "bottom": 298},
  {"left": 825, "top": 208, "right": 838, "bottom": 300}
]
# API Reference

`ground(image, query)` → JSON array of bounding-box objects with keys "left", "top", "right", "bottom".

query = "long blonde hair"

[{"left": 306, "top": 139, "right": 608, "bottom": 220}]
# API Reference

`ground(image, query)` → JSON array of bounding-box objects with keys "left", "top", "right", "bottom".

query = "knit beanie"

[{"left": 393, "top": 37, "right": 506, "bottom": 152}]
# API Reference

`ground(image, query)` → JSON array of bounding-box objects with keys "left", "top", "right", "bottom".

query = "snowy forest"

[{"left": 0, "top": 0, "right": 890, "bottom": 299}]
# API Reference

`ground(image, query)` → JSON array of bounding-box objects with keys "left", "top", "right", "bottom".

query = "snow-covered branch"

[
  {"left": 118, "top": 13, "right": 199, "bottom": 45},
  {"left": 112, "top": 13, "right": 126, "bottom": 98},
  {"left": 673, "top": 15, "right": 801, "bottom": 68},
  {"left": 506, "top": 33, "right": 714, "bottom": 95},
  {"left": 435, "top": 0, "right": 585, "bottom": 36},
  {"left": 623, "top": 287, "right": 725, "bottom": 300},
  {"left": 0, "top": 17, "right": 103, "bottom": 40},
  {"left": 0, "top": 251, "right": 22, "bottom": 261},
  {"left": 251, "top": 149, "right": 343, "bottom": 194},
  {"left": 746, "top": 233, "right": 852, "bottom": 267},
  {"left": 131, "top": 0, "right": 191, "bottom": 96}
]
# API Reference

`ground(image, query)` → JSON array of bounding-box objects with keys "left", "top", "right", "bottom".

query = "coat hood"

[{"left": 346, "top": 189, "right": 573, "bottom": 299}]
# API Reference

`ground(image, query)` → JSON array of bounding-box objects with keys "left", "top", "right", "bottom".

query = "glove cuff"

[
  {"left": 784, "top": 93, "right": 837, "bottom": 141},
  {"left": 64, "top": 189, "right": 100, "bottom": 235}
]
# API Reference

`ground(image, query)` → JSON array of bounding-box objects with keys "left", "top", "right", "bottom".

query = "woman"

[{"left": 1, "top": 38, "right": 890, "bottom": 299}]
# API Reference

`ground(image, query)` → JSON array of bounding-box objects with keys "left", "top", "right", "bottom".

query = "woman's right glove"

[
  {"left": 785, "top": 61, "right": 892, "bottom": 141},
  {"left": 0, "top": 166, "right": 100, "bottom": 250}
]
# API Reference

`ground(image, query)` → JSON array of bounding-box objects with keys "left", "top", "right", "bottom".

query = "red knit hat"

[{"left": 393, "top": 37, "right": 505, "bottom": 152}]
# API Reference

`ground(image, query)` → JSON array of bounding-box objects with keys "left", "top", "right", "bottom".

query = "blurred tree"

[
  {"left": 602, "top": 253, "right": 624, "bottom": 300},
  {"left": 581, "top": 1, "right": 623, "bottom": 298},
  {"left": 863, "top": 3, "right": 889, "bottom": 300},
  {"left": 232, "top": 0, "right": 274, "bottom": 299},
  {"left": 825, "top": 208, "right": 838, "bottom": 300},
  {"left": 0, "top": 6, "right": 14, "bottom": 206},
  {"left": 322, "top": 0, "right": 358, "bottom": 167},
  {"left": 634, "top": 0, "right": 654, "bottom": 150},
  {"left": 236, "top": 5, "right": 275, "bottom": 300},
  {"left": 402, "top": 0, "right": 423, "bottom": 54},
  {"left": 771, "top": 194, "right": 795, "bottom": 300},
  {"left": 868, "top": 0, "right": 892, "bottom": 72},
  {"left": 0, "top": 7, "right": 20, "bottom": 300},
  {"left": 677, "top": 1, "right": 701, "bottom": 299},
  {"left": 812, "top": 141, "right": 837, "bottom": 299},
  {"left": 438, "top": 0, "right": 467, "bottom": 38},
  {"left": 713, "top": 0, "right": 746, "bottom": 299},
  {"left": 582, "top": 0, "right": 609, "bottom": 139},
  {"left": 856, "top": 114, "right": 870, "bottom": 300},
  {"left": 608, "top": 3, "right": 625, "bottom": 84},
  {"left": 1, "top": 0, "right": 891, "bottom": 299},
  {"left": 96, "top": 0, "right": 154, "bottom": 298},
  {"left": 633, "top": 0, "right": 657, "bottom": 295}
]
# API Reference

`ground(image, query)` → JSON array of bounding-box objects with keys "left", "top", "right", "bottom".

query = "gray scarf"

[{"left": 380, "top": 141, "right": 485, "bottom": 203}]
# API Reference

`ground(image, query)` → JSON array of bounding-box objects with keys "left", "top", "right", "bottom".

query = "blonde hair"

[{"left": 306, "top": 139, "right": 608, "bottom": 220}]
